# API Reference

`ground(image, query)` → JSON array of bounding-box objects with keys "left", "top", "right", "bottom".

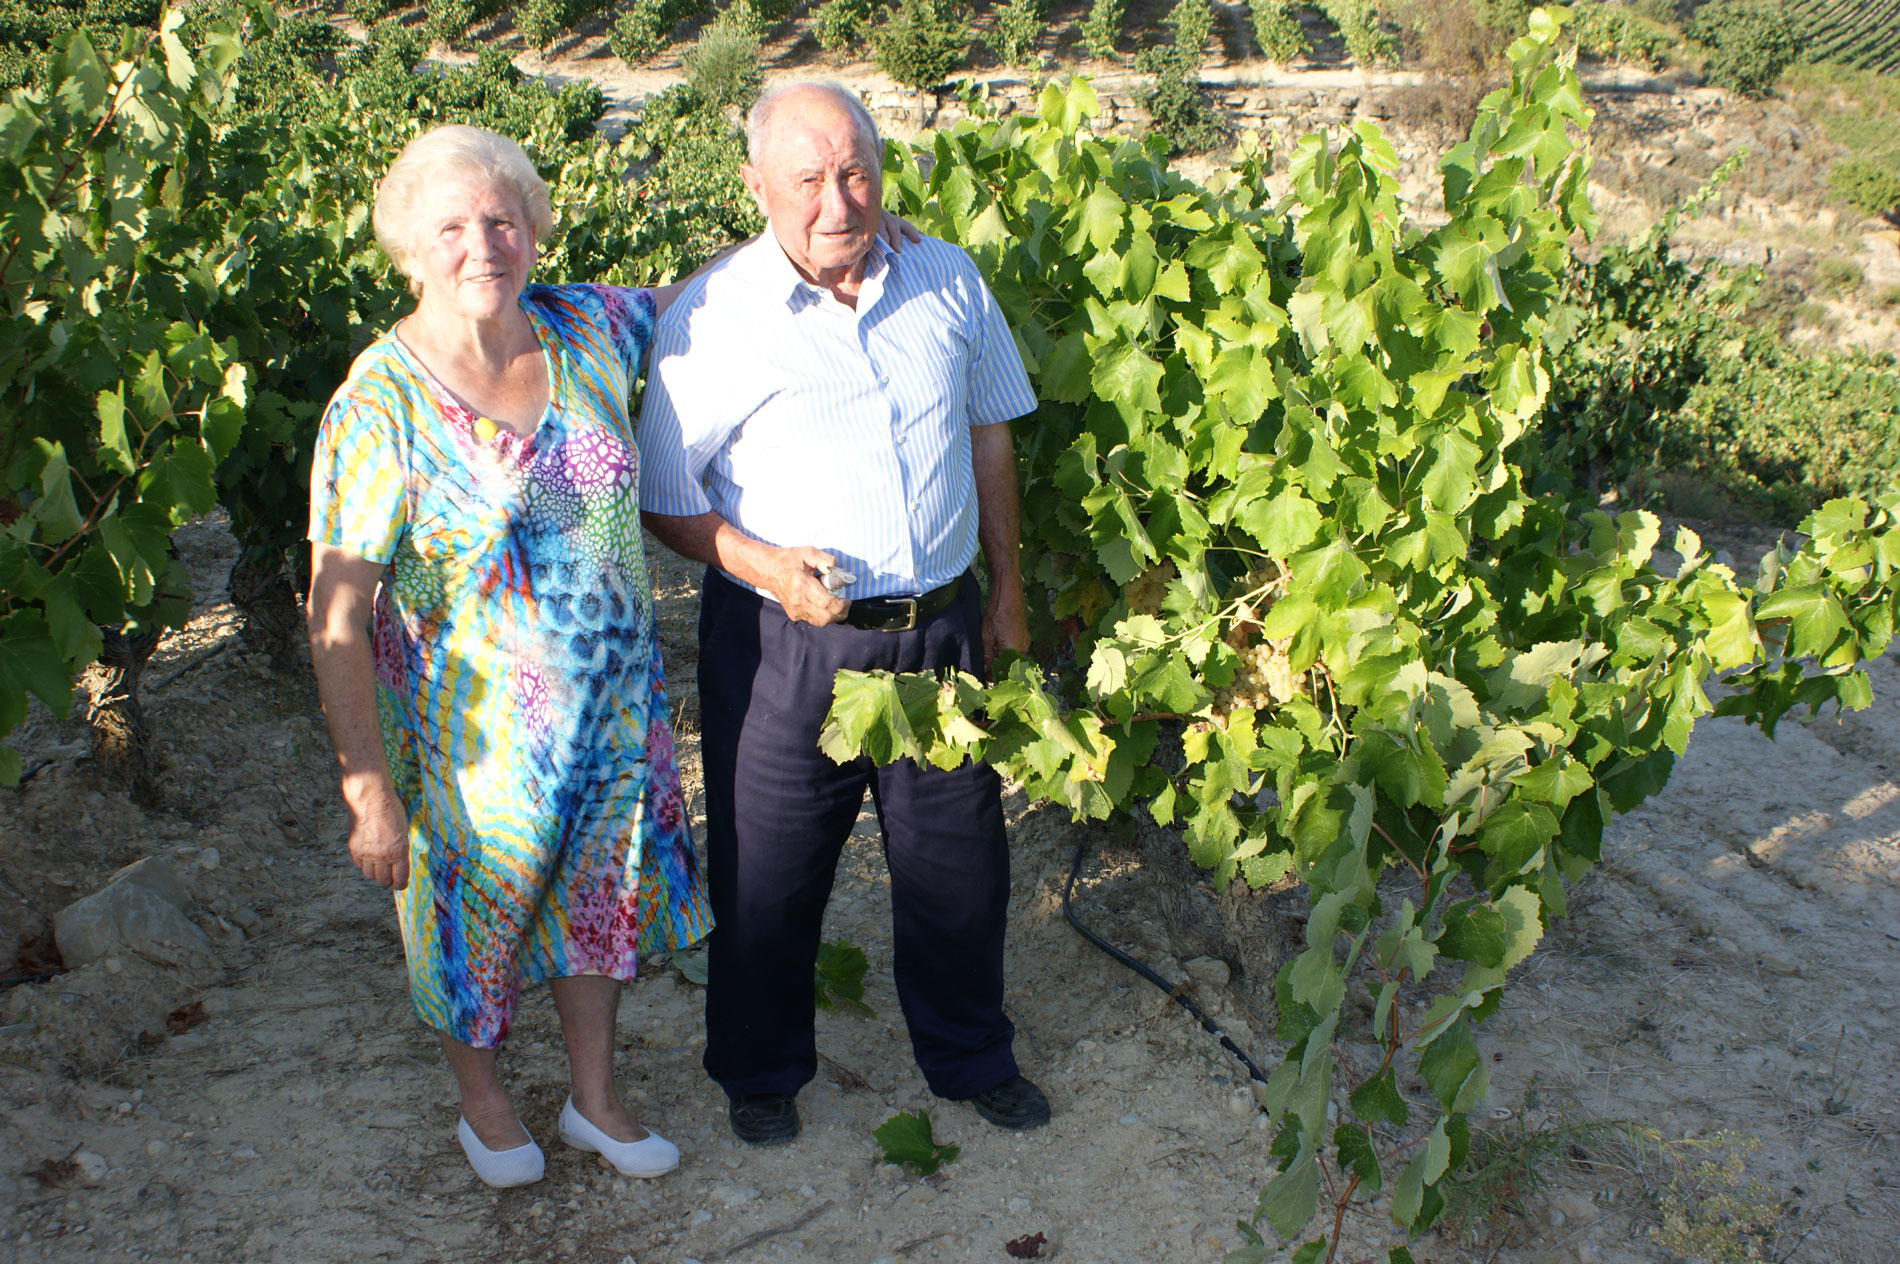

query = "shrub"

[
  {"left": 629, "top": 82, "right": 762, "bottom": 257},
  {"left": 1319, "top": 0, "right": 1397, "bottom": 65},
  {"left": 1387, "top": 0, "right": 1515, "bottom": 78},
  {"left": 1688, "top": 0, "right": 1802, "bottom": 97},
  {"left": 1138, "top": 0, "right": 1223, "bottom": 154},
  {"left": 1080, "top": 0, "right": 1125, "bottom": 60},
  {"left": 1815, "top": 257, "right": 1863, "bottom": 295},
  {"left": 812, "top": 0, "right": 873, "bottom": 51},
  {"left": 609, "top": 0, "right": 707, "bottom": 65},
  {"left": 424, "top": 0, "right": 511, "bottom": 47},
  {"left": 1793, "top": 299, "right": 1835, "bottom": 329},
  {"left": 1250, "top": 0, "right": 1308, "bottom": 61},
  {"left": 987, "top": 0, "right": 1045, "bottom": 66},
  {"left": 869, "top": 0, "right": 970, "bottom": 121},
  {"left": 1828, "top": 157, "right": 1900, "bottom": 219},
  {"left": 683, "top": 4, "right": 763, "bottom": 112},
  {"left": 346, "top": 0, "right": 396, "bottom": 26},
  {"left": 1570, "top": 2, "right": 1674, "bottom": 69}
]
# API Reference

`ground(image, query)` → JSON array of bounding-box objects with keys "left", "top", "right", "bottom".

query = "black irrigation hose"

[
  {"left": 1062, "top": 831, "right": 1274, "bottom": 1086},
  {"left": 0, "top": 971, "right": 62, "bottom": 990}
]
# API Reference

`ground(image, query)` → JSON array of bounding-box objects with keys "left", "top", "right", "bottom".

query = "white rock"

[
  {"left": 687, "top": 1209, "right": 713, "bottom": 1226},
  {"left": 146, "top": 1140, "right": 172, "bottom": 1158},
  {"left": 1118, "top": 1112, "right": 1139, "bottom": 1125},
  {"left": 196, "top": 847, "right": 221, "bottom": 871},
  {"left": 54, "top": 858, "right": 215, "bottom": 971},
  {"left": 1006, "top": 1197, "right": 1032, "bottom": 1214},
  {"left": 72, "top": 1150, "right": 109, "bottom": 1186},
  {"left": 716, "top": 1185, "right": 759, "bottom": 1207},
  {"left": 1184, "top": 956, "right": 1231, "bottom": 988}
]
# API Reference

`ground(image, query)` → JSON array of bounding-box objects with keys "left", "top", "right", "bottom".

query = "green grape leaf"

[
  {"left": 814, "top": 939, "right": 876, "bottom": 1016},
  {"left": 1334, "top": 1123, "right": 1382, "bottom": 1193},
  {"left": 874, "top": 1110, "right": 958, "bottom": 1176},
  {"left": 1091, "top": 336, "right": 1165, "bottom": 413},
  {"left": 1237, "top": 487, "right": 1323, "bottom": 558},
  {"left": 1348, "top": 1066, "right": 1408, "bottom": 1128},
  {"left": 0, "top": 611, "right": 73, "bottom": 727}
]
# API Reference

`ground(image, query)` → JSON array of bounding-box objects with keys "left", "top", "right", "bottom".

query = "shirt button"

[
  {"left": 878, "top": 374, "right": 890, "bottom": 386},
  {"left": 910, "top": 499, "right": 920, "bottom": 512},
  {"left": 895, "top": 434, "right": 906, "bottom": 446}
]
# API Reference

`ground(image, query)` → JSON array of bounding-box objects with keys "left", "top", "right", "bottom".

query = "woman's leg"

[
  {"left": 441, "top": 1036, "right": 533, "bottom": 1149},
  {"left": 550, "top": 974, "right": 648, "bottom": 1142}
]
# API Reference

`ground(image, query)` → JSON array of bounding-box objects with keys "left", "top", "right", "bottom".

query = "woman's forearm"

[{"left": 307, "top": 545, "right": 402, "bottom": 816}]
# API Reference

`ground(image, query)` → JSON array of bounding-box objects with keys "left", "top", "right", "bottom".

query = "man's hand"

[
  {"left": 762, "top": 545, "right": 851, "bottom": 626},
  {"left": 982, "top": 580, "right": 1030, "bottom": 663},
  {"left": 345, "top": 783, "right": 411, "bottom": 891}
]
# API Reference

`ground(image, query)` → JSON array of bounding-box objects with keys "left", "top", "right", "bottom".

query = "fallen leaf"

[
  {"left": 874, "top": 1110, "right": 958, "bottom": 1176},
  {"left": 1005, "top": 1231, "right": 1047, "bottom": 1258},
  {"left": 165, "top": 1002, "right": 207, "bottom": 1034},
  {"left": 33, "top": 1157, "right": 78, "bottom": 1189}
]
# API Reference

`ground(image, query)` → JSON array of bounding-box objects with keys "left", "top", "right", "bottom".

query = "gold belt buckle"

[{"left": 895, "top": 598, "right": 918, "bottom": 631}]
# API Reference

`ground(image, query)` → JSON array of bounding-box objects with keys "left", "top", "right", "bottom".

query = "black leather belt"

[{"left": 843, "top": 575, "right": 965, "bottom": 632}]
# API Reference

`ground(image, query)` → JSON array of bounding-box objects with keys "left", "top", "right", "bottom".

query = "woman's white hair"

[
  {"left": 746, "top": 82, "right": 881, "bottom": 165},
  {"left": 372, "top": 124, "right": 555, "bottom": 290}
]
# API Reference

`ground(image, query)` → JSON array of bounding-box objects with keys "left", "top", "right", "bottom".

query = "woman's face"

[{"left": 409, "top": 171, "right": 536, "bottom": 321}]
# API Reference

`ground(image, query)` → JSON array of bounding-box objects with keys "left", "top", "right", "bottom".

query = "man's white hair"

[{"left": 745, "top": 82, "right": 882, "bottom": 166}]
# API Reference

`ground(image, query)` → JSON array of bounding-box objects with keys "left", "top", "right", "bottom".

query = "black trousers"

[{"left": 697, "top": 568, "right": 1019, "bottom": 1100}]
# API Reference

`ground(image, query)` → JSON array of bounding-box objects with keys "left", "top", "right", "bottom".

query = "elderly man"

[{"left": 637, "top": 81, "right": 1047, "bottom": 1145}]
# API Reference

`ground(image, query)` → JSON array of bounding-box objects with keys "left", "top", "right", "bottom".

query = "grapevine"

[
  {"left": 0, "top": 1, "right": 696, "bottom": 781},
  {"left": 826, "top": 12, "right": 1900, "bottom": 1257}
]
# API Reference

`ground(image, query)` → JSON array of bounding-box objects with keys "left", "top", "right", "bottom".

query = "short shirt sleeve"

[
  {"left": 580, "top": 284, "right": 658, "bottom": 384},
  {"left": 959, "top": 257, "right": 1038, "bottom": 427},
  {"left": 308, "top": 398, "right": 407, "bottom": 565},
  {"left": 635, "top": 307, "right": 717, "bottom": 518}
]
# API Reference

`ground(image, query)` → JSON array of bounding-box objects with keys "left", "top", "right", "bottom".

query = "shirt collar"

[{"left": 740, "top": 229, "right": 895, "bottom": 312}]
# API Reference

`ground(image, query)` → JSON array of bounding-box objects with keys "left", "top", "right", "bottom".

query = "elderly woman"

[{"left": 306, "top": 124, "right": 909, "bottom": 1188}]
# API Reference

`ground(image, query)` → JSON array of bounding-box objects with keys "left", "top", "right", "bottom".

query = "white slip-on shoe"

[
  {"left": 558, "top": 1096, "right": 680, "bottom": 1178},
  {"left": 457, "top": 1116, "right": 545, "bottom": 1188}
]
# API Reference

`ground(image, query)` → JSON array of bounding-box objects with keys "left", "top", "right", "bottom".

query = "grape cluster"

[{"left": 1215, "top": 637, "right": 1301, "bottom": 715}]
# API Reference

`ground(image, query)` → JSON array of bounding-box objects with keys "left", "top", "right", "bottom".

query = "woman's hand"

[
  {"left": 308, "top": 542, "right": 414, "bottom": 892},
  {"left": 346, "top": 786, "right": 412, "bottom": 891},
  {"left": 879, "top": 211, "right": 923, "bottom": 251}
]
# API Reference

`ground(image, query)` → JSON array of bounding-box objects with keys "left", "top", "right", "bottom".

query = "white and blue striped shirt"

[{"left": 636, "top": 232, "right": 1038, "bottom": 601}]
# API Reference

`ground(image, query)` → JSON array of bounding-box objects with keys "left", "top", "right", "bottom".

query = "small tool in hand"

[{"left": 820, "top": 564, "right": 856, "bottom": 596}]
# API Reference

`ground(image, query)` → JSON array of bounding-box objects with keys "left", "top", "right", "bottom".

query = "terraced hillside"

[{"left": 1790, "top": 0, "right": 1900, "bottom": 73}]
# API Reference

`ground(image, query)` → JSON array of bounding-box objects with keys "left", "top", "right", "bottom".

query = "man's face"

[{"left": 741, "top": 95, "right": 882, "bottom": 287}]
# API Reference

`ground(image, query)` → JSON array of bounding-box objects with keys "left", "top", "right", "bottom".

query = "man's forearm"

[
  {"left": 971, "top": 422, "right": 1024, "bottom": 592},
  {"left": 642, "top": 510, "right": 849, "bottom": 626},
  {"left": 642, "top": 510, "right": 778, "bottom": 591}
]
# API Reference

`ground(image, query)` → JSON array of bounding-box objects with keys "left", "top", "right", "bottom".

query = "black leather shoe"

[
  {"left": 966, "top": 1075, "right": 1050, "bottom": 1130},
  {"left": 728, "top": 1093, "right": 800, "bottom": 1145}
]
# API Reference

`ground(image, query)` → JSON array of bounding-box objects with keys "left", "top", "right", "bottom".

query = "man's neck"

[
  {"left": 775, "top": 232, "right": 873, "bottom": 310},
  {"left": 804, "top": 258, "right": 867, "bottom": 310}
]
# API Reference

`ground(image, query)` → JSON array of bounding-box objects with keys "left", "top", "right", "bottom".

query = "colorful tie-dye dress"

[{"left": 308, "top": 283, "right": 713, "bottom": 1048}]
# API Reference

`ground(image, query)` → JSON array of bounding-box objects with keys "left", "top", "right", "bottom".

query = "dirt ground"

[{"left": 3, "top": 513, "right": 1900, "bottom": 1264}]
